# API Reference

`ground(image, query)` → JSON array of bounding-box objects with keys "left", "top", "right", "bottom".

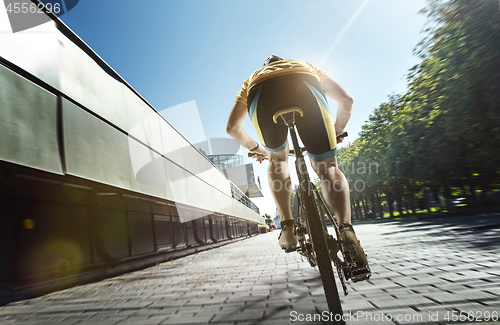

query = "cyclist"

[{"left": 226, "top": 55, "right": 369, "bottom": 274}]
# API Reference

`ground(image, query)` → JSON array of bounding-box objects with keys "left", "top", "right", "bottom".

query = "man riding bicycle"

[{"left": 226, "top": 55, "right": 369, "bottom": 274}]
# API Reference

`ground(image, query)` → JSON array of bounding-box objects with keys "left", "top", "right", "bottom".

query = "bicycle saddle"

[{"left": 272, "top": 107, "right": 304, "bottom": 125}]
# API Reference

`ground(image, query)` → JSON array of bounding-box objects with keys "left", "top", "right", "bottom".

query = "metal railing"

[{"left": 230, "top": 183, "right": 260, "bottom": 215}]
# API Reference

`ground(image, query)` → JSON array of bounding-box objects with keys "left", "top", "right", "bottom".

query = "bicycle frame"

[
  {"left": 286, "top": 121, "right": 350, "bottom": 296},
  {"left": 250, "top": 110, "right": 369, "bottom": 318}
]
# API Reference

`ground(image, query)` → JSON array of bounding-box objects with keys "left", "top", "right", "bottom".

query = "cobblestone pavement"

[{"left": 1, "top": 213, "right": 499, "bottom": 325}]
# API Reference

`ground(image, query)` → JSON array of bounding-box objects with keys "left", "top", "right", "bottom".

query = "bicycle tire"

[{"left": 300, "top": 182, "right": 345, "bottom": 324}]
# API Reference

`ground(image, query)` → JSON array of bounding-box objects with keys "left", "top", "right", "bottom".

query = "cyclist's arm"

[
  {"left": 322, "top": 77, "right": 353, "bottom": 141},
  {"left": 226, "top": 101, "right": 268, "bottom": 158}
]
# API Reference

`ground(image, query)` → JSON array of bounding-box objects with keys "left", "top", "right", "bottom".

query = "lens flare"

[
  {"left": 23, "top": 219, "right": 35, "bottom": 230},
  {"left": 29, "top": 238, "right": 84, "bottom": 287}
]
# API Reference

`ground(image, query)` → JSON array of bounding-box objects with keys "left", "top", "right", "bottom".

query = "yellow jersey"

[{"left": 235, "top": 59, "right": 330, "bottom": 106}]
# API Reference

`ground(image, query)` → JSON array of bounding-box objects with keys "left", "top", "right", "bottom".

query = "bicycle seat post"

[
  {"left": 273, "top": 108, "right": 305, "bottom": 160},
  {"left": 288, "top": 119, "right": 303, "bottom": 160},
  {"left": 279, "top": 112, "right": 296, "bottom": 129}
]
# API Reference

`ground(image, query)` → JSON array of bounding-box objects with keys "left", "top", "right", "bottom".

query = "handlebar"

[
  {"left": 337, "top": 131, "right": 348, "bottom": 140},
  {"left": 247, "top": 147, "right": 305, "bottom": 158},
  {"left": 248, "top": 152, "right": 267, "bottom": 158}
]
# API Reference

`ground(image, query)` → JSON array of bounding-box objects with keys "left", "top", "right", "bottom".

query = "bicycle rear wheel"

[{"left": 300, "top": 182, "right": 344, "bottom": 324}]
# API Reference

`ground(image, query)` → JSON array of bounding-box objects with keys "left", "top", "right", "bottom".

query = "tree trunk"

[
  {"left": 362, "top": 197, "right": 369, "bottom": 219},
  {"left": 353, "top": 199, "right": 358, "bottom": 221},
  {"left": 387, "top": 191, "right": 394, "bottom": 218},
  {"left": 375, "top": 192, "right": 383, "bottom": 218},
  {"left": 406, "top": 184, "right": 412, "bottom": 214},
  {"left": 395, "top": 185, "right": 403, "bottom": 216},
  {"left": 480, "top": 189, "right": 486, "bottom": 205},
  {"left": 437, "top": 191, "right": 443, "bottom": 211},
  {"left": 444, "top": 185, "right": 455, "bottom": 213},
  {"left": 425, "top": 189, "right": 432, "bottom": 214},
  {"left": 356, "top": 200, "right": 363, "bottom": 221},
  {"left": 371, "top": 193, "right": 377, "bottom": 219},
  {"left": 467, "top": 174, "right": 478, "bottom": 206},
  {"left": 407, "top": 182, "right": 415, "bottom": 214},
  {"left": 401, "top": 186, "right": 409, "bottom": 214},
  {"left": 351, "top": 198, "right": 358, "bottom": 221}
]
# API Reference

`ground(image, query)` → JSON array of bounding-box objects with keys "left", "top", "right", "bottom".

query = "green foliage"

[
  {"left": 290, "top": 185, "right": 298, "bottom": 220},
  {"left": 340, "top": 0, "right": 500, "bottom": 217}
]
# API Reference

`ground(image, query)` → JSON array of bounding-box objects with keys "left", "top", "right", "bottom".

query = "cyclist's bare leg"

[
  {"left": 310, "top": 156, "right": 370, "bottom": 275},
  {"left": 267, "top": 144, "right": 293, "bottom": 222},
  {"left": 268, "top": 144, "right": 297, "bottom": 249},
  {"left": 309, "top": 156, "right": 351, "bottom": 225}
]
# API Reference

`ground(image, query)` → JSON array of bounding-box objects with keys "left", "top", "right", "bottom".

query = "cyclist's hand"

[{"left": 249, "top": 146, "right": 268, "bottom": 163}]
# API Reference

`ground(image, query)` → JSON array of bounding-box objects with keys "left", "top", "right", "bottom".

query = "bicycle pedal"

[
  {"left": 282, "top": 245, "right": 298, "bottom": 253},
  {"left": 349, "top": 267, "right": 371, "bottom": 283}
]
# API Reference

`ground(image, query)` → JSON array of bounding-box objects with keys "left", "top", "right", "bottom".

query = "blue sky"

[{"left": 58, "top": 0, "right": 428, "bottom": 215}]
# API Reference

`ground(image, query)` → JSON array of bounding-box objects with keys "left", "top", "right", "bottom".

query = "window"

[{"left": 208, "top": 154, "right": 243, "bottom": 169}]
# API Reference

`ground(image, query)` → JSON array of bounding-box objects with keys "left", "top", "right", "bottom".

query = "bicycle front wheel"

[{"left": 300, "top": 182, "right": 344, "bottom": 324}]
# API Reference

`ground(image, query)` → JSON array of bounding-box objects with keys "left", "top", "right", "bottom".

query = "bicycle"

[{"left": 250, "top": 107, "right": 371, "bottom": 323}]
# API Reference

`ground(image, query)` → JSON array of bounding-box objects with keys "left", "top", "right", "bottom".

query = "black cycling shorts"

[{"left": 247, "top": 73, "right": 337, "bottom": 161}]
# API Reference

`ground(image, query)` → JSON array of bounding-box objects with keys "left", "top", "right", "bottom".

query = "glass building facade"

[{"left": 208, "top": 154, "right": 244, "bottom": 170}]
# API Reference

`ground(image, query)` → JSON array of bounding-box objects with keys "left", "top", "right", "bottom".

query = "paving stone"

[
  {"left": 117, "top": 316, "right": 168, "bottom": 325},
  {"left": 1, "top": 214, "right": 500, "bottom": 324},
  {"left": 211, "top": 307, "right": 265, "bottom": 323}
]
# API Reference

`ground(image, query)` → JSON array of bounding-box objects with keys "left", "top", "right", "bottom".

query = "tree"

[{"left": 336, "top": 0, "right": 500, "bottom": 217}]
